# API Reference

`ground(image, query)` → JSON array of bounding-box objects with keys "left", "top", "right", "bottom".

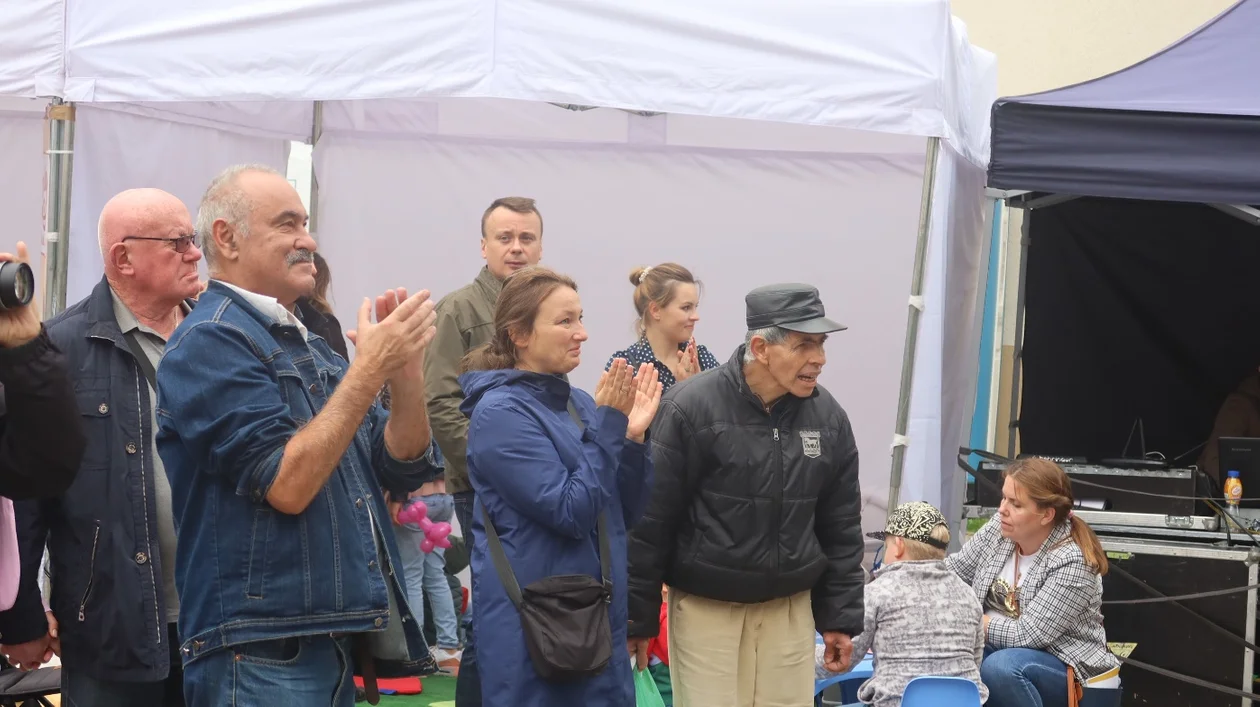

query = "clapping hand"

[
  {"left": 674, "top": 338, "right": 701, "bottom": 381},
  {"left": 594, "top": 359, "right": 636, "bottom": 415},
  {"left": 347, "top": 288, "right": 437, "bottom": 383},
  {"left": 625, "top": 364, "right": 662, "bottom": 443},
  {"left": 0, "top": 242, "right": 41, "bottom": 349}
]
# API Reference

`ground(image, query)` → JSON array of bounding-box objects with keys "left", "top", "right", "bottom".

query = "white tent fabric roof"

[
  {"left": 0, "top": 0, "right": 62, "bottom": 97},
  {"left": 50, "top": 0, "right": 990, "bottom": 163}
]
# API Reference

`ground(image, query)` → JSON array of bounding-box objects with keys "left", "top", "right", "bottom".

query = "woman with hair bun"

[
  {"left": 606, "top": 263, "right": 719, "bottom": 392},
  {"left": 947, "top": 458, "right": 1122, "bottom": 707}
]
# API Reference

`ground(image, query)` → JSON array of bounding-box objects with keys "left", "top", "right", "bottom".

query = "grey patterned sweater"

[{"left": 817, "top": 560, "right": 988, "bottom": 706}]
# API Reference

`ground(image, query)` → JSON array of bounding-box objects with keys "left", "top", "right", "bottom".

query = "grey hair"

[
  {"left": 743, "top": 326, "right": 790, "bottom": 363},
  {"left": 196, "top": 163, "right": 282, "bottom": 269}
]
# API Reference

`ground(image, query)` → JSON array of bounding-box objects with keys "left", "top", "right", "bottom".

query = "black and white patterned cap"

[{"left": 866, "top": 501, "right": 949, "bottom": 549}]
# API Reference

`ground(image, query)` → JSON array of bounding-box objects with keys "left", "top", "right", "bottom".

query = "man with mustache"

[
  {"left": 2, "top": 189, "right": 203, "bottom": 705},
  {"left": 422, "top": 196, "right": 542, "bottom": 705},
  {"left": 626, "top": 283, "right": 866, "bottom": 707},
  {"left": 155, "top": 165, "right": 442, "bottom": 706}
]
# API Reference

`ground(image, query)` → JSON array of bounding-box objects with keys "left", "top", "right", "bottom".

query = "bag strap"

[
  {"left": 480, "top": 400, "right": 613, "bottom": 610},
  {"left": 124, "top": 330, "right": 158, "bottom": 391}
]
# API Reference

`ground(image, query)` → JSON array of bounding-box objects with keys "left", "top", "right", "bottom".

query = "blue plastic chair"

[
  {"left": 814, "top": 653, "right": 873, "bottom": 705},
  {"left": 901, "top": 676, "right": 982, "bottom": 707}
]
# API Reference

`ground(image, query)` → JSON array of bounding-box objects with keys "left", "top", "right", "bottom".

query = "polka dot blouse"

[{"left": 605, "top": 337, "right": 721, "bottom": 392}]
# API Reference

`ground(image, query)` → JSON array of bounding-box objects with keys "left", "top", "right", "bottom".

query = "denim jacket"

[{"left": 155, "top": 281, "right": 441, "bottom": 673}]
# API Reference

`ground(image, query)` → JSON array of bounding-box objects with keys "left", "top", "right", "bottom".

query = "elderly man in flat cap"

[{"left": 626, "top": 283, "right": 864, "bottom": 707}]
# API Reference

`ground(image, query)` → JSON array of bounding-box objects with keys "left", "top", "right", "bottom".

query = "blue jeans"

[
  {"left": 62, "top": 623, "right": 184, "bottom": 707},
  {"left": 183, "top": 635, "right": 354, "bottom": 707},
  {"left": 395, "top": 494, "right": 460, "bottom": 649},
  {"left": 982, "top": 647, "right": 1121, "bottom": 707},
  {"left": 453, "top": 490, "right": 482, "bottom": 707}
]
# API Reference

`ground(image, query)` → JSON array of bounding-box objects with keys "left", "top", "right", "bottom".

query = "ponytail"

[
  {"left": 459, "top": 343, "right": 514, "bottom": 373},
  {"left": 1067, "top": 514, "right": 1109, "bottom": 575}
]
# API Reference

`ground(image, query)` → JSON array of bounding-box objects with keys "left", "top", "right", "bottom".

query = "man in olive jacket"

[
  {"left": 421, "top": 196, "right": 542, "bottom": 706},
  {"left": 627, "top": 283, "right": 865, "bottom": 707}
]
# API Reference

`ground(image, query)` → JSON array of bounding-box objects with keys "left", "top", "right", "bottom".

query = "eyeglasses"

[{"left": 122, "top": 234, "right": 197, "bottom": 253}]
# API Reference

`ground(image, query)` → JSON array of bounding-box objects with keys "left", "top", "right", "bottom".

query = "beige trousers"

[{"left": 668, "top": 588, "right": 816, "bottom": 707}]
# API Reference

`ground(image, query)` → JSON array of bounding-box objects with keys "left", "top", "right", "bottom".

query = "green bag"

[{"left": 634, "top": 667, "right": 667, "bottom": 707}]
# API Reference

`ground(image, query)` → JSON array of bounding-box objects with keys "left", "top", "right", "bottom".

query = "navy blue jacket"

[
  {"left": 459, "top": 369, "right": 653, "bottom": 707},
  {"left": 11, "top": 277, "right": 182, "bottom": 681}
]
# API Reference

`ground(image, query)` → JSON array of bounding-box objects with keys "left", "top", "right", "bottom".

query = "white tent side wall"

[
  {"left": 311, "top": 99, "right": 927, "bottom": 531},
  {"left": 0, "top": 100, "right": 49, "bottom": 282},
  {"left": 64, "top": 106, "right": 294, "bottom": 304},
  {"left": 900, "top": 33, "right": 997, "bottom": 529},
  {"left": 901, "top": 142, "right": 993, "bottom": 528}
]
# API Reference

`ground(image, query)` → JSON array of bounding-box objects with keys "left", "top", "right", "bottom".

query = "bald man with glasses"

[{"left": 2, "top": 188, "right": 203, "bottom": 706}]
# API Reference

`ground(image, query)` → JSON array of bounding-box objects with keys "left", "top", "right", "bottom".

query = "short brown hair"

[
  {"left": 628, "top": 263, "right": 701, "bottom": 337},
  {"left": 480, "top": 197, "right": 543, "bottom": 239},
  {"left": 460, "top": 266, "right": 577, "bottom": 372},
  {"left": 900, "top": 525, "right": 950, "bottom": 561}
]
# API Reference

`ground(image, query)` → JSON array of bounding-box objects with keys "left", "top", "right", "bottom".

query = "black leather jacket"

[
  {"left": 627, "top": 346, "right": 865, "bottom": 637},
  {"left": 0, "top": 326, "right": 84, "bottom": 500},
  {"left": 0, "top": 326, "right": 86, "bottom": 646}
]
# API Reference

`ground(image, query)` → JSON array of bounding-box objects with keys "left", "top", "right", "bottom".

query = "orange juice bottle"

[{"left": 1225, "top": 470, "right": 1243, "bottom": 520}]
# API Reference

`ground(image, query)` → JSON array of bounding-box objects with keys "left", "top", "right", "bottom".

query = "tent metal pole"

[
  {"left": 985, "top": 201, "right": 1010, "bottom": 452},
  {"left": 308, "top": 101, "right": 323, "bottom": 233},
  {"left": 887, "top": 136, "right": 940, "bottom": 511},
  {"left": 1004, "top": 209, "right": 1031, "bottom": 456},
  {"left": 44, "top": 98, "right": 76, "bottom": 319}
]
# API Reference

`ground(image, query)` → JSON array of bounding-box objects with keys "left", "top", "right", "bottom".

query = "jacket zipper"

[
  {"left": 772, "top": 426, "right": 783, "bottom": 583},
  {"left": 78, "top": 525, "right": 101, "bottom": 621}
]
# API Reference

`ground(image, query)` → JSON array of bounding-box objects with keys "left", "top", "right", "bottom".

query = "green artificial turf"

[{"left": 375, "top": 675, "right": 457, "bottom": 706}]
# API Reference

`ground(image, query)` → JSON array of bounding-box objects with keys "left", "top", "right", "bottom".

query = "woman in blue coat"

[{"left": 458, "top": 266, "right": 662, "bottom": 707}]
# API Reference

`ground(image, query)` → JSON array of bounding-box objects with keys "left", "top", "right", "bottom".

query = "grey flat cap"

[{"left": 745, "top": 283, "right": 847, "bottom": 334}]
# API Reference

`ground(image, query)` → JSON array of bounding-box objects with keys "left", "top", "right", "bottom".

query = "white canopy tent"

[
  {"left": 0, "top": 0, "right": 61, "bottom": 306},
  {"left": 7, "top": 0, "right": 996, "bottom": 536}
]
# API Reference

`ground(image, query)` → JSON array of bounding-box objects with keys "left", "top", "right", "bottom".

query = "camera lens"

[{"left": 0, "top": 261, "right": 34, "bottom": 311}]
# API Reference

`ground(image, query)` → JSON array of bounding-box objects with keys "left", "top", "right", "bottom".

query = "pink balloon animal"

[{"left": 397, "top": 502, "right": 453, "bottom": 554}]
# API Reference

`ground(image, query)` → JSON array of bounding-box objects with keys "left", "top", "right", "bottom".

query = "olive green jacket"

[{"left": 423, "top": 267, "right": 501, "bottom": 494}]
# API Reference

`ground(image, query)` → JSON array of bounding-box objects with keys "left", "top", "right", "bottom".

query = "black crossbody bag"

[{"left": 480, "top": 402, "right": 614, "bottom": 681}]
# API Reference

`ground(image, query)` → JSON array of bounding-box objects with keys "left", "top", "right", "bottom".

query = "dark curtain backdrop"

[{"left": 1019, "top": 197, "right": 1260, "bottom": 465}]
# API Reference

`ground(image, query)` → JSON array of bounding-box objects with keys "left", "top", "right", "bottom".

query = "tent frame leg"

[
  {"left": 308, "top": 101, "right": 323, "bottom": 232},
  {"left": 887, "top": 136, "right": 940, "bottom": 511},
  {"left": 44, "top": 98, "right": 75, "bottom": 319},
  {"left": 1004, "top": 209, "right": 1031, "bottom": 456}
]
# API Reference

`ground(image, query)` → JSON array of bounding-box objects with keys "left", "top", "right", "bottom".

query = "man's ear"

[
  {"left": 748, "top": 335, "right": 768, "bottom": 364},
  {"left": 211, "top": 219, "right": 241, "bottom": 262},
  {"left": 109, "top": 242, "right": 133, "bottom": 276}
]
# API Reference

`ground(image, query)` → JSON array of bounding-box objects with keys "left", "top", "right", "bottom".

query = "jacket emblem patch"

[{"left": 800, "top": 430, "right": 821, "bottom": 459}]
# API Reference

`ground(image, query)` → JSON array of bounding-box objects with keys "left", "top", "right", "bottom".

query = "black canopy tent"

[
  {"left": 986, "top": 0, "right": 1260, "bottom": 466},
  {"left": 989, "top": 0, "right": 1260, "bottom": 205},
  {"left": 987, "top": 6, "right": 1260, "bottom": 702}
]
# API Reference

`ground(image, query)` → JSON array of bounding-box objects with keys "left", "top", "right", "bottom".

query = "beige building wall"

[{"left": 950, "top": 0, "right": 1237, "bottom": 454}]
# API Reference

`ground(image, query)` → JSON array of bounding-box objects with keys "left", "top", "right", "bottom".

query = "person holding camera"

[
  {"left": 0, "top": 241, "right": 85, "bottom": 499},
  {"left": 0, "top": 241, "right": 86, "bottom": 674}
]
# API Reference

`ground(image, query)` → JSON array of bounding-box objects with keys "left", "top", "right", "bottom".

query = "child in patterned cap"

[{"left": 816, "top": 501, "right": 988, "bottom": 707}]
